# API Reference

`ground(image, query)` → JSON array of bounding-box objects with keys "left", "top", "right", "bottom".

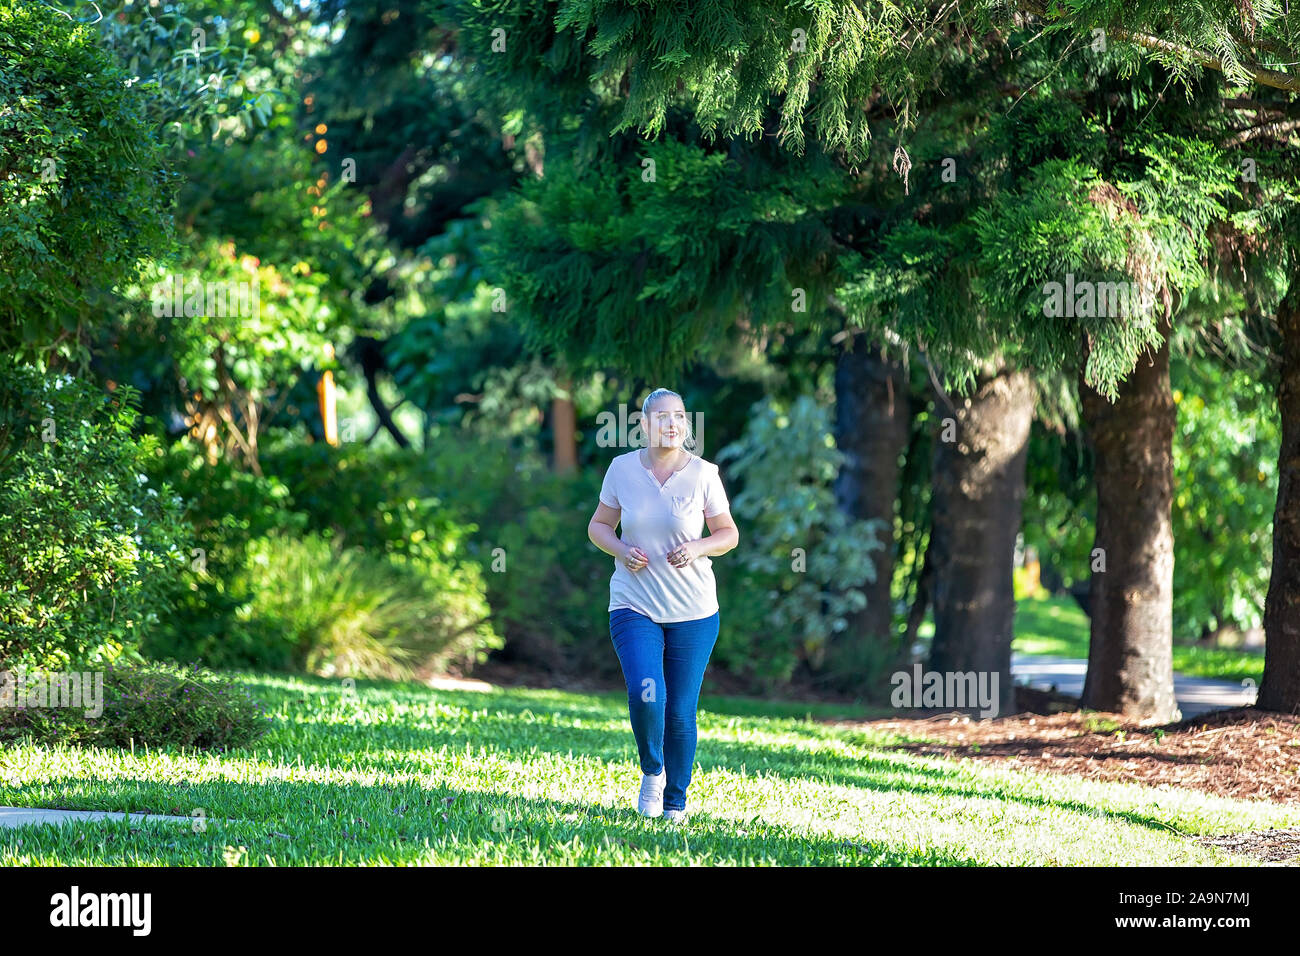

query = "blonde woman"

[{"left": 587, "top": 388, "right": 739, "bottom": 823}]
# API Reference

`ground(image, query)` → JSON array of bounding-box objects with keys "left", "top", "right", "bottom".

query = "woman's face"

[{"left": 645, "top": 396, "right": 688, "bottom": 449}]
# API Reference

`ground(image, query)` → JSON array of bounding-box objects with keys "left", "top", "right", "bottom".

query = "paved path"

[
  {"left": 0, "top": 806, "right": 212, "bottom": 829},
  {"left": 1011, "top": 654, "right": 1256, "bottom": 718}
]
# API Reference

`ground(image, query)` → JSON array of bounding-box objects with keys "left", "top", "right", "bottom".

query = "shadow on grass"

[
  {"left": 252, "top": 685, "right": 1199, "bottom": 841},
  {"left": 0, "top": 774, "right": 981, "bottom": 866},
  {"left": 67, "top": 671, "right": 1201, "bottom": 849}
]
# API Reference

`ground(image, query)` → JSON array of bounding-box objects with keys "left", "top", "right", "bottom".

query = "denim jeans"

[{"left": 608, "top": 606, "right": 720, "bottom": 812}]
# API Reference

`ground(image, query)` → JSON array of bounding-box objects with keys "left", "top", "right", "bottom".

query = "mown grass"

[
  {"left": 0, "top": 671, "right": 1294, "bottom": 866},
  {"left": 1010, "top": 595, "right": 1265, "bottom": 684}
]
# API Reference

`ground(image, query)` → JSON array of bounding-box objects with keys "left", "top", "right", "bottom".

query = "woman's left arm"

[{"left": 688, "top": 511, "right": 739, "bottom": 560}]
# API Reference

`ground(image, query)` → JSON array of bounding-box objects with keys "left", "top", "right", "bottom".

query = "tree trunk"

[
  {"left": 1261, "top": 279, "right": 1300, "bottom": 713},
  {"left": 831, "top": 338, "right": 911, "bottom": 651},
  {"left": 928, "top": 363, "right": 1035, "bottom": 718},
  {"left": 1078, "top": 313, "right": 1178, "bottom": 722},
  {"left": 352, "top": 335, "right": 410, "bottom": 449},
  {"left": 552, "top": 376, "right": 577, "bottom": 474}
]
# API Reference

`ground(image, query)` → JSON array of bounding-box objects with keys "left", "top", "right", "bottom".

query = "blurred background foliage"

[{"left": 0, "top": 0, "right": 1289, "bottom": 705}]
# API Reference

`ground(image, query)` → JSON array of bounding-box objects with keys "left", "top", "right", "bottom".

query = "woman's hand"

[
  {"left": 622, "top": 543, "right": 650, "bottom": 571},
  {"left": 667, "top": 539, "right": 701, "bottom": 569}
]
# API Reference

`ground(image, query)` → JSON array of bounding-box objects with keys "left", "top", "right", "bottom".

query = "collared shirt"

[{"left": 598, "top": 450, "right": 731, "bottom": 623}]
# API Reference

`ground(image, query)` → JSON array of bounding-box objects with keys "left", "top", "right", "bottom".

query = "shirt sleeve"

[
  {"left": 702, "top": 463, "right": 730, "bottom": 518},
  {"left": 599, "top": 460, "right": 620, "bottom": 509}
]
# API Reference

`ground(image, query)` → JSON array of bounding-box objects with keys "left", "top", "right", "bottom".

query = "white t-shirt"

[{"left": 598, "top": 449, "right": 732, "bottom": 623}]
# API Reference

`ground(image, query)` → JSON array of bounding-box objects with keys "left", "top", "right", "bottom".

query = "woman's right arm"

[
  {"left": 590, "top": 503, "right": 650, "bottom": 570},
  {"left": 588, "top": 502, "right": 627, "bottom": 558}
]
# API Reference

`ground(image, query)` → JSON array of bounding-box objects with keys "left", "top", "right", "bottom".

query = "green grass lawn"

[
  {"left": 1, "top": 670, "right": 1295, "bottom": 865},
  {"left": 1010, "top": 595, "right": 1266, "bottom": 684}
]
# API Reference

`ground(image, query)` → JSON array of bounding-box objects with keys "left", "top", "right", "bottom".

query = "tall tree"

[
  {"left": 928, "top": 363, "right": 1036, "bottom": 717},
  {"left": 831, "top": 333, "right": 912, "bottom": 653},
  {"left": 1078, "top": 313, "right": 1178, "bottom": 717},
  {"left": 452, "top": 0, "right": 1298, "bottom": 718}
]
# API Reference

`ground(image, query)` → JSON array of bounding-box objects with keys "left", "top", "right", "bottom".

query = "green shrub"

[
  {"left": 1170, "top": 356, "right": 1278, "bottom": 640},
  {"left": 140, "top": 439, "right": 501, "bottom": 675},
  {"left": 411, "top": 433, "right": 616, "bottom": 672},
  {"left": 260, "top": 439, "right": 599, "bottom": 671},
  {"left": 0, "top": 360, "right": 190, "bottom": 669},
  {"left": 0, "top": 661, "right": 269, "bottom": 751},
  {"left": 138, "top": 440, "right": 307, "bottom": 670},
  {"left": 234, "top": 531, "right": 500, "bottom": 680},
  {"left": 715, "top": 394, "right": 899, "bottom": 695},
  {"left": 260, "top": 441, "right": 470, "bottom": 566},
  {"left": 0, "top": 0, "right": 172, "bottom": 367}
]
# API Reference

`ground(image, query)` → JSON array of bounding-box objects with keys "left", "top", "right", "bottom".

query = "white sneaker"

[
  {"left": 662, "top": 808, "right": 687, "bottom": 824},
  {"left": 637, "top": 769, "right": 666, "bottom": 816}
]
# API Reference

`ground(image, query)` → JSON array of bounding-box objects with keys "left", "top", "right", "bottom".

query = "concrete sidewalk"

[
  {"left": 0, "top": 806, "right": 216, "bottom": 829},
  {"left": 1011, "top": 653, "right": 1256, "bottom": 718}
]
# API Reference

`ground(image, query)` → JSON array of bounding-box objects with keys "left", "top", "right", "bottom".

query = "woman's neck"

[{"left": 644, "top": 445, "right": 686, "bottom": 470}]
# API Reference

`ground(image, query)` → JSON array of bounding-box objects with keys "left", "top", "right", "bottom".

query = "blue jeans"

[{"left": 608, "top": 607, "right": 720, "bottom": 812}]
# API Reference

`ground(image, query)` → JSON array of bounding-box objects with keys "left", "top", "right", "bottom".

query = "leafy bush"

[
  {"left": 411, "top": 432, "right": 618, "bottom": 672},
  {"left": 715, "top": 395, "right": 897, "bottom": 694},
  {"left": 233, "top": 531, "right": 499, "bottom": 680},
  {"left": 0, "top": 661, "right": 269, "bottom": 751},
  {"left": 0, "top": 360, "right": 190, "bottom": 668},
  {"left": 260, "top": 441, "right": 471, "bottom": 565},
  {"left": 260, "top": 438, "right": 606, "bottom": 671},
  {"left": 138, "top": 439, "right": 307, "bottom": 670},
  {"left": 0, "top": 0, "right": 172, "bottom": 367},
  {"left": 141, "top": 439, "right": 501, "bottom": 675}
]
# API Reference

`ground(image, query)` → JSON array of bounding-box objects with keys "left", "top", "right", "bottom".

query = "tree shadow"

[
  {"left": 0, "top": 774, "right": 985, "bottom": 866},
  {"left": 268, "top": 698, "right": 1205, "bottom": 840},
  {"left": 123, "top": 674, "right": 1213, "bottom": 845}
]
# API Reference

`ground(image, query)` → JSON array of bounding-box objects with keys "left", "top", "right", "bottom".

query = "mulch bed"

[
  {"left": 1193, "top": 828, "right": 1300, "bottom": 862},
  {"left": 829, "top": 690, "right": 1300, "bottom": 807},
  {"left": 821, "top": 687, "right": 1300, "bottom": 864}
]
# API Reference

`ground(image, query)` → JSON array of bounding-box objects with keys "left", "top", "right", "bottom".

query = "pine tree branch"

[
  {"left": 1223, "top": 97, "right": 1300, "bottom": 115},
  {"left": 1014, "top": 0, "right": 1300, "bottom": 92},
  {"left": 1221, "top": 116, "right": 1300, "bottom": 145},
  {"left": 1108, "top": 25, "right": 1300, "bottom": 92}
]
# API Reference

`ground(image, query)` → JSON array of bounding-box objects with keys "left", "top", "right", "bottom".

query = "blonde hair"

[{"left": 641, "top": 388, "right": 698, "bottom": 454}]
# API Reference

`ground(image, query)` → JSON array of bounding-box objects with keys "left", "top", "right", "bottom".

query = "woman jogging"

[{"left": 586, "top": 388, "right": 739, "bottom": 823}]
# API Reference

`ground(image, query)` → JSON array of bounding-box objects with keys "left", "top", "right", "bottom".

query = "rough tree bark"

[
  {"left": 832, "top": 337, "right": 911, "bottom": 651},
  {"left": 1078, "top": 312, "right": 1178, "bottom": 722},
  {"left": 927, "top": 363, "right": 1036, "bottom": 718},
  {"left": 1261, "top": 279, "right": 1300, "bottom": 713}
]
